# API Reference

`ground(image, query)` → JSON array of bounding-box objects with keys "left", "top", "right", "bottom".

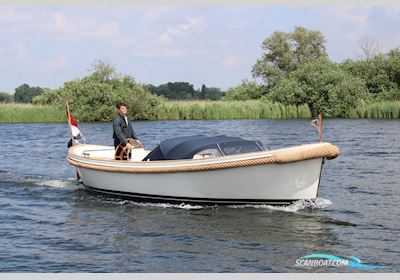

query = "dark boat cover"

[{"left": 143, "top": 135, "right": 265, "bottom": 161}]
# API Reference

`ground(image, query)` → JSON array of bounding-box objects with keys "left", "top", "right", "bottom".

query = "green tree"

[
  {"left": 269, "top": 59, "right": 367, "bottom": 117},
  {"left": 33, "top": 61, "right": 162, "bottom": 121},
  {"left": 143, "top": 83, "right": 225, "bottom": 100},
  {"left": 14, "top": 84, "right": 43, "bottom": 103},
  {"left": 252, "top": 26, "right": 327, "bottom": 85},
  {"left": 341, "top": 48, "right": 400, "bottom": 101},
  {"left": 145, "top": 84, "right": 158, "bottom": 95},
  {"left": 152, "top": 82, "right": 196, "bottom": 100},
  {"left": 386, "top": 48, "right": 400, "bottom": 87},
  {"left": 89, "top": 59, "right": 120, "bottom": 81},
  {"left": 0, "top": 92, "right": 13, "bottom": 103},
  {"left": 199, "top": 84, "right": 207, "bottom": 99},
  {"left": 223, "top": 81, "right": 267, "bottom": 101},
  {"left": 198, "top": 85, "right": 224, "bottom": 100}
]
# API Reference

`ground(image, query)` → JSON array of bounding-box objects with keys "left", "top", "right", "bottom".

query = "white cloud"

[
  {"left": 224, "top": 54, "right": 242, "bottom": 68},
  {"left": 160, "top": 48, "right": 187, "bottom": 58},
  {"left": 142, "top": 7, "right": 177, "bottom": 23},
  {"left": 326, "top": 6, "right": 370, "bottom": 26},
  {"left": 131, "top": 44, "right": 188, "bottom": 59},
  {"left": 39, "top": 11, "right": 137, "bottom": 49},
  {"left": 158, "top": 16, "right": 205, "bottom": 44},
  {"left": 0, "top": 6, "right": 36, "bottom": 23},
  {"left": 92, "top": 21, "right": 121, "bottom": 39},
  {"left": 44, "top": 56, "right": 69, "bottom": 71},
  {"left": 47, "top": 12, "right": 113, "bottom": 42},
  {"left": 15, "top": 44, "right": 29, "bottom": 62},
  {"left": 0, "top": 43, "right": 30, "bottom": 64},
  {"left": 381, "top": 6, "right": 400, "bottom": 22},
  {"left": 322, "top": 6, "right": 374, "bottom": 60},
  {"left": 48, "top": 12, "right": 69, "bottom": 31},
  {"left": 0, "top": 42, "right": 70, "bottom": 77},
  {"left": 2, "top": 6, "right": 398, "bottom": 93},
  {"left": 108, "top": 36, "right": 137, "bottom": 49}
]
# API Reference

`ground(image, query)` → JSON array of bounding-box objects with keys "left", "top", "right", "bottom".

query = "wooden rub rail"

[
  {"left": 67, "top": 143, "right": 340, "bottom": 174},
  {"left": 275, "top": 143, "right": 340, "bottom": 163}
]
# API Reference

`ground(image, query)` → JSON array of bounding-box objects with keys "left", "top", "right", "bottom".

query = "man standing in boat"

[{"left": 113, "top": 101, "right": 141, "bottom": 160}]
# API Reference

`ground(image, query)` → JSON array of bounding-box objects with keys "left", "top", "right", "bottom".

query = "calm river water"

[{"left": 0, "top": 119, "right": 399, "bottom": 272}]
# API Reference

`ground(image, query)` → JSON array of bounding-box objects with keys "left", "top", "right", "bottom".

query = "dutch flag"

[{"left": 66, "top": 99, "right": 83, "bottom": 148}]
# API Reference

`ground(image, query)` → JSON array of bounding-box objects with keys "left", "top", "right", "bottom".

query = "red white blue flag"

[
  {"left": 68, "top": 113, "right": 82, "bottom": 139},
  {"left": 66, "top": 98, "right": 83, "bottom": 147}
]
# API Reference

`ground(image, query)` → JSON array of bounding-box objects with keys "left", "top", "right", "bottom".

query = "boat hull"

[{"left": 75, "top": 158, "right": 323, "bottom": 205}]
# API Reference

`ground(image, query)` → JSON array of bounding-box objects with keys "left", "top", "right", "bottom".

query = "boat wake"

[
  {"left": 113, "top": 200, "right": 205, "bottom": 210},
  {"left": 0, "top": 170, "right": 78, "bottom": 189},
  {"left": 227, "top": 198, "right": 332, "bottom": 212},
  {"left": 104, "top": 198, "right": 332, "bottom": 212},
  {"left": 35, "top": 179, "right": 76, "bottom": 189}
]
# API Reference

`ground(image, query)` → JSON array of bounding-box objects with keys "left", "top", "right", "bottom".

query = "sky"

[{"left": 1, "top": 5, "right": 400, "bottom": 93}]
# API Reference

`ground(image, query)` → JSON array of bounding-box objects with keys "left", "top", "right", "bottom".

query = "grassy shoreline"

[
  {"left": 0, "top": 103, "right": 67, "bottom": 123},
  {"left": 1, "top": 100, "right": 400, "bottom": 123}
]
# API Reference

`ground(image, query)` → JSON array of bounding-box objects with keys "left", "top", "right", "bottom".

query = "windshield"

[{"left": 218, "top": 141, "right": 264, "bottom": 155}]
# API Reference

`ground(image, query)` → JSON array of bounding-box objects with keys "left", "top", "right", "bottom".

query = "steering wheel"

[{"left": 115, "top": 139, "right": 143, "bottom": 160}]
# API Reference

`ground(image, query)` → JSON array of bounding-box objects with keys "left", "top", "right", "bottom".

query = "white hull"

[
  {"left": 77, "top": 158, "right": 322, "bottom": 204},
  {"left": 67, "top": 143, "right": 338, "bottom": 205}
]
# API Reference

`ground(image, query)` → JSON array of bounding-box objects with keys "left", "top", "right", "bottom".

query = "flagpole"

[
  {"left": 66, "top": 97, "right": 75, "bottom": 146},
  {"left": 319, "top": 112, "right": 323, "bottom": 142},
  {"left": 66, "top": 97, "right": 81, "bottom": 181}
]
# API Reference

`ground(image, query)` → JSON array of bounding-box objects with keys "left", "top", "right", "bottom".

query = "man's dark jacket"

[{"left": 113, "top": 114, "right": 137, "bottom": 147}]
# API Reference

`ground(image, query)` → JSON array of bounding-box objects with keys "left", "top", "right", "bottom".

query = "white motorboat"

[{"left": 67, "top": 135, "right": 339, "bottom": 205}]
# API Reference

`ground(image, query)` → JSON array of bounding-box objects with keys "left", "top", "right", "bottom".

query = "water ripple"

[{"left": 0, "top": 120, "right": 399, "bottom": 272}]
